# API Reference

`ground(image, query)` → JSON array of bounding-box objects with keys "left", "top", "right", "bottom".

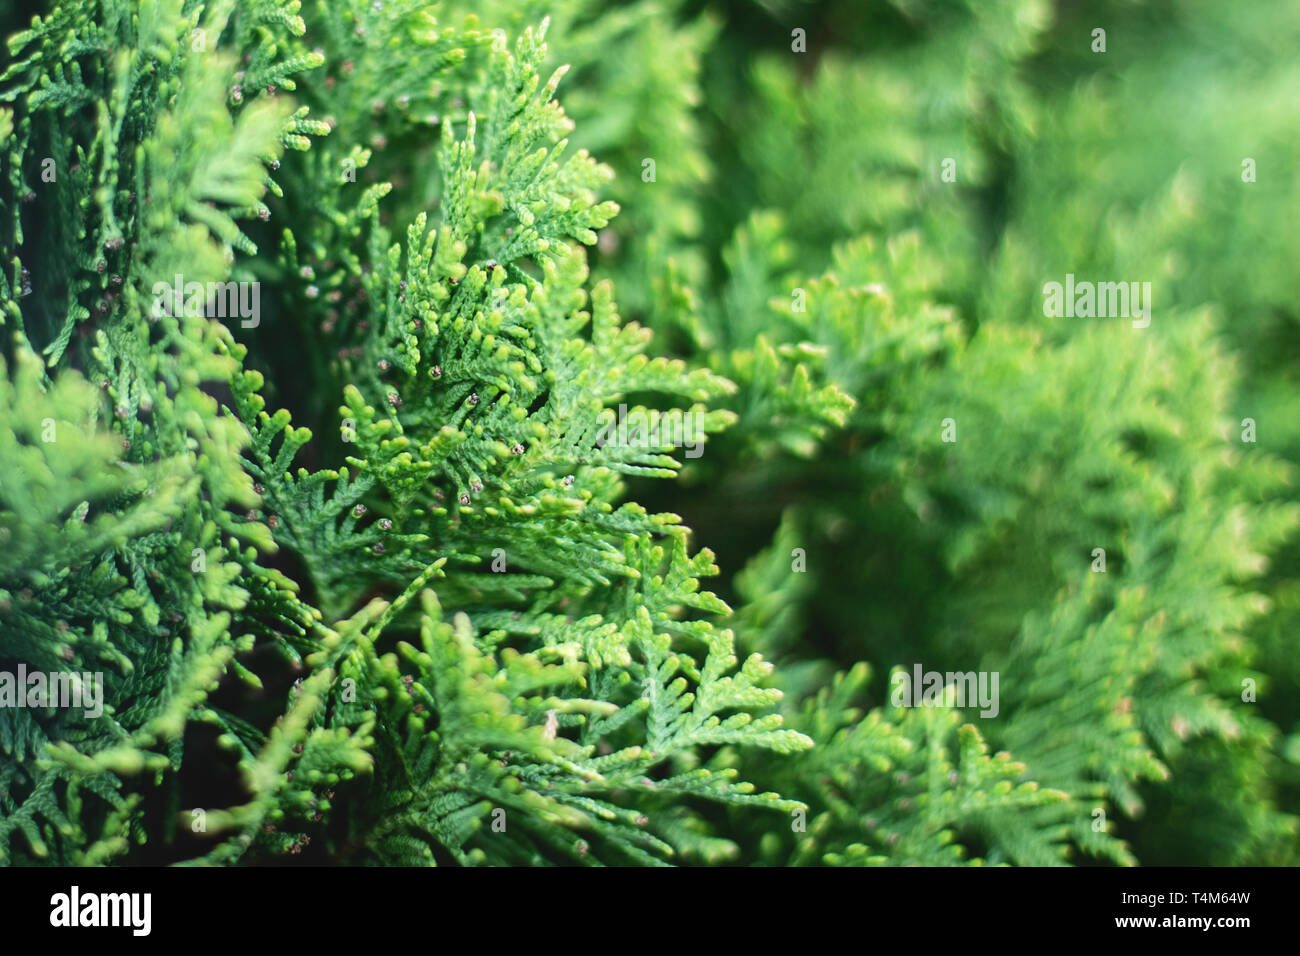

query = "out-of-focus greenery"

[{"left": 568, "top": 0, "right": 1300, "bottom": 865}]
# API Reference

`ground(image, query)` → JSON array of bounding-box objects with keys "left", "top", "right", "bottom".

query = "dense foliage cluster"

[{"left": 1, "top": 0, "right": 1297, "bottom": 866}]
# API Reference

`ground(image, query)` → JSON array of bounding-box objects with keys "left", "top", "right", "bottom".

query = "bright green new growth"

[{"left": 0, "top": 0, "right": 806, "bottom": 865}]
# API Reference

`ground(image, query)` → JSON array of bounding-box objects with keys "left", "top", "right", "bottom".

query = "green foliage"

[
  {"left": 0, "top": 0, "right": 804, "bottom": 866},
  {"left": 2, "top": 0, "right": 1297, "bottom": 867}
]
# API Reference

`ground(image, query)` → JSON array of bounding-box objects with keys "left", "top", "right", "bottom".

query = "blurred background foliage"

[{"left": 533, "top": 0, "right": 1300, "bottom": 864}]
